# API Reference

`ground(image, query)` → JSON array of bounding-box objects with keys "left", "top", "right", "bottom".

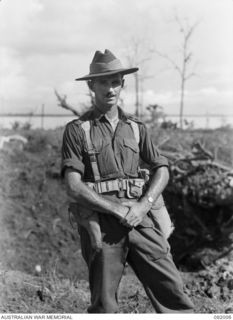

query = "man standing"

[{"left": 61, "top": 49, "right": 194, "bottom": 313}]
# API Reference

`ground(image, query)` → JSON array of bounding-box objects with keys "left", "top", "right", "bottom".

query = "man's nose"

[{"left": 107, "top": 85, "right": 114, "bottom": 93}]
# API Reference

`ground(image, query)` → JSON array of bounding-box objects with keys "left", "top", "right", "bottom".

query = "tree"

[
  {"left": 54, "top": 89, "right": 92, "bottom": 116},
  {"left": 155, "top": 14, "right": 199, "bottom": 129},
  {"left": 145, "top": 104, "right": 165, "bottom": 128},
  {"left": 123, "top": 36, "right": 155, "bottom": 118},
  {"left": 54, "top": 90, "right": 81, "bottom": 116}
]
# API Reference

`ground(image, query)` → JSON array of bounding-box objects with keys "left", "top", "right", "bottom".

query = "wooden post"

[
  {"left": 41, "top": 104, "right": 45, "bottom": 129},
  {"left": 135, "top": 73, "right": 140, "bottom": 118}
]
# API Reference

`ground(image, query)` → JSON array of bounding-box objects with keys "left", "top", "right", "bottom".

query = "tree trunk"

[
  {"left": 180, "top": 78, "right": 185, "bottom": 129},
  {"left": 135, "top": 73, "right": 140, "bottom": 117}
]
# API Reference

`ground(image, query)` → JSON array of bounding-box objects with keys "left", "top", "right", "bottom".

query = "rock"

[
  {"left": 0, "top": 135, "right": 28, "bottom": 149},
  {"left": 204, "top": 284, "right": 219, "bottom": 299}
]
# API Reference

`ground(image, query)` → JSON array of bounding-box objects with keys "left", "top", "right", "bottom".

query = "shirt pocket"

[
  {"left": 94, "top": 139, "right": 119, "bottom": 178},
  {"left": 122, "top": 138, "right": 140, "bottom": 176}
]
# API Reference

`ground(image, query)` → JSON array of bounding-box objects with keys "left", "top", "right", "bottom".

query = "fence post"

[{"left": 41, "top": 104, "right": 45, "bottom": 129}]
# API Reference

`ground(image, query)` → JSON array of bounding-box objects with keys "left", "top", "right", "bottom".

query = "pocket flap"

[
  {"left": 123, "top": 138, "right": 139, "bottom": 152},
  {"left": 129, "top": 179, "right": 145, "bottom": 188},
  {"left": 94, "top": 139, "right": 111, "bottom": 152}
]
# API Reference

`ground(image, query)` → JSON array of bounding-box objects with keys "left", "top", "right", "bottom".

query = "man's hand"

[
  {"left": 121, "top": 200, "right": 150, "bottom": 227},
  {"left": 65, "top": 168, "right": 131, "bottom": 222},
  {"left": 120, "top": 166, "right": 169, "bottom": 228}
]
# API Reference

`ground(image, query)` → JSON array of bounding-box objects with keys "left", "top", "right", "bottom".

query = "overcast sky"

[{"left": 0, "top": 0, "right": 233, "bottom": 118}]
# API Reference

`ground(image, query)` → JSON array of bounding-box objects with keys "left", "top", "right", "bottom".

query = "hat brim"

[{"left": 75, "top": 67, "right": 138, "bottom": 81}]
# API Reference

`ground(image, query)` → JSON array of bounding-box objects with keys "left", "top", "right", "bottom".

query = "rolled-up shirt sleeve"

[
  {"left": 139, "top": 123, "right": 169, "bottom": 170},
  {"left": 61, "top": 121, "right": 85, "bottom": 178}
]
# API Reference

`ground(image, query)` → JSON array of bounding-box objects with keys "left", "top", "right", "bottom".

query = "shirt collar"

[
  {"left": 89, "top": 106, "right": 131, "bottom": 125},
  {"left": 117, "top": 107, "right": 131, "bottom": 123}
]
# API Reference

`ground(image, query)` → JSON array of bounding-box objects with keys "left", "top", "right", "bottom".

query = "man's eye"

[
  {"left": 113, "top": 81, "right": 121, "bottom": 87},
  {"left": 99, "top": 80, "right": 107, "bottom": 85}
]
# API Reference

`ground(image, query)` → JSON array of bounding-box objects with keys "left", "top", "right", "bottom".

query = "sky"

[{"left": 0, "top": 0, "right": 233, "bottom": 123}]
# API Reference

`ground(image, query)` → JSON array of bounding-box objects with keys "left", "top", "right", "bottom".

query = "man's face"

[{"left": 90, "top": 74, "right": 124, "bottom": 113}]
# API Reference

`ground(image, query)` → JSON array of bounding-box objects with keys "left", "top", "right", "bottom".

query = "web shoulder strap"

[
  {"left": 81, "top": 121, "right": 101, "bottom": 181},
  {"left": 128, "top": 119, "right": 140, "bottom": 144}
]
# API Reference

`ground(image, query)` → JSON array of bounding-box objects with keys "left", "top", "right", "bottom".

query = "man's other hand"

[{"left": 121, "top": 200, "right": 149, "bottom": 227}]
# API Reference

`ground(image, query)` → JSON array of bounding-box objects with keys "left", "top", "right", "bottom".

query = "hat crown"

[
  {"left": 92, "top": 49, "right": 117, "bottom": 64},
  {"left": 75, "top": 49, "right": 138, "bottom": 81},
  {"left": 89, "top": 49, "right": 123, "bottom": 74}
]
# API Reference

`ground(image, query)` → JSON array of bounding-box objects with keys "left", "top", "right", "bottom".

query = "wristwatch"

[{"left": 147, "top": 195, "right": 154, "bottom": 204}]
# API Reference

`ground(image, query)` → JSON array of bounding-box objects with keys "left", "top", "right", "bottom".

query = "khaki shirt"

[{"left": 61, "top": 107, "right": 168, "bottom": 181}]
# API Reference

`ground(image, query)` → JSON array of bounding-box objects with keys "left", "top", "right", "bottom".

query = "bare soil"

[{"left": 0, "top": 127, "right": 232, "bottom": 313}]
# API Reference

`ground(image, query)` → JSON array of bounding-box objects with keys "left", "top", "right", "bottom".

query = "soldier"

[{"left": 61, "top": 49, "right": 194, "bottom": 313}]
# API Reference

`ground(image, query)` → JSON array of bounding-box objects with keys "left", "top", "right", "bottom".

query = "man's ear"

[{"left": 87, "top": 80, "right": 94, "bottom": 91}]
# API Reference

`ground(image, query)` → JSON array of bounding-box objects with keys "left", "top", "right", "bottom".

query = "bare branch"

[
  {"left": 174, "top": 11, "right": 185, "bottom": 35},
  {"left": 185, "top": 52, "right": 192, "bottom": 64},
  {"left": 185, "top": 72, "right": 197, "bottom": 81},
  {"left": 154, "top": 49, "right": 182, "bottom": 76},
  {"left": 137, "top": 56, "right": 153, "bottom": 65},
  {"left": 185, "top": 21, "right": 200, "bottom": 43},
  {"left": 123, "top": 34, "right": 156, "bottom": 117},
  {"left": 54, "top": 89, "right": 80, "bottom": 116}
]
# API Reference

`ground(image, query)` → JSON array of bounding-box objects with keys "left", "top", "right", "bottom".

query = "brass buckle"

[
  {"left": 95, "top": 181, "right": 102, "bottom": 194},
  {"left": 118, "top": 178, "right": 125, "bottom": 198},
  {"left": 126, "top": 179, "right": 134, "bottom": 199}
]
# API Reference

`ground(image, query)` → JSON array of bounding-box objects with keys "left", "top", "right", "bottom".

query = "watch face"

[{"left": 148, "top": 196, "right": 154, "bottom": 203}]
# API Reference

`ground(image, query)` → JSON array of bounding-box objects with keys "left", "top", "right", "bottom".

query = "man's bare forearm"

[
  {"left": 65, "top": 169, "right": 128, "bottom": 220},
  {"left": 139, "top": 166, "right": 169, "bottom": 208}
]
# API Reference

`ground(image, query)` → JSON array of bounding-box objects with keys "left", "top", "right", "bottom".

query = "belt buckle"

[
  {"left": 96, "top": 181, "right": 102, "bottom": 193},
  {"left": 118, "top": 178, "right": 125, "bottom": 198}
]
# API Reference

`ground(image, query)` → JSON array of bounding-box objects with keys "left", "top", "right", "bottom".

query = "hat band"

[{"left": 90, "top": 59, "right": 123, "bottom": 74}]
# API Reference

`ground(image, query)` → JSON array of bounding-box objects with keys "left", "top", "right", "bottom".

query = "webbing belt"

[{"left": 86, "top": 178, "right": 145, "bottom": 194}]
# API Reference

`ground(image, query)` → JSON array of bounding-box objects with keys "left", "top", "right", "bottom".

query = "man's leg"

[
  {"left": 69, "top": 203, "right": 102, "bottom": 250},
  {"left": 127, "top": 216, "right": 194, "bottom": 313},
  {"left": 79, "top": 216, "right": 128, "bottom": 313}
]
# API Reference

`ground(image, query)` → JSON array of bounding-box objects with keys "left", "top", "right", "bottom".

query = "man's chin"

[
  {"left": 104, "top": 101, "right": 117, "bottom": 109},
  {"left": 96, "top": 99, "right": 118, "bottom": 112}
]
